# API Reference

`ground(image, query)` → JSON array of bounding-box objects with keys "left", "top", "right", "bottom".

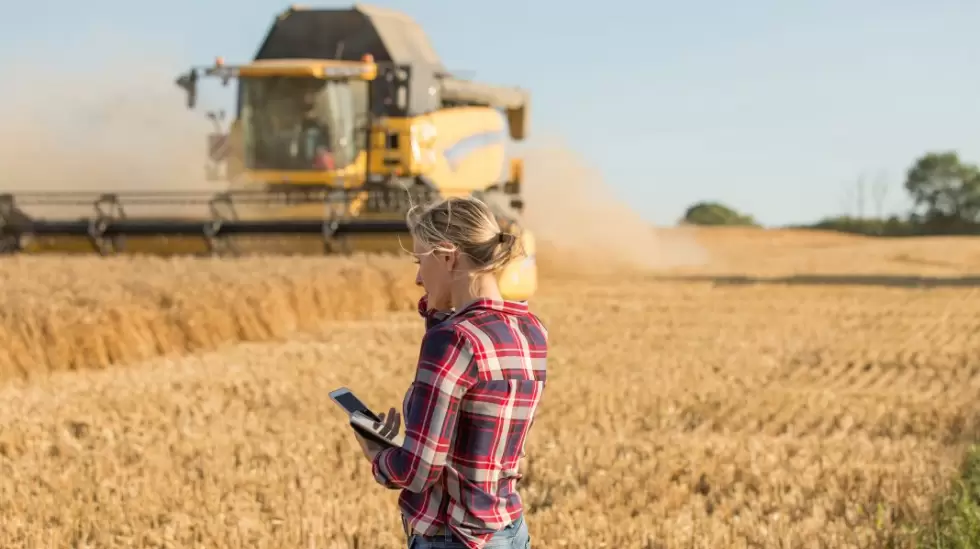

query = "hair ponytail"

[{"left": 473, "top": 227, "right": 524, "bottom": 276}]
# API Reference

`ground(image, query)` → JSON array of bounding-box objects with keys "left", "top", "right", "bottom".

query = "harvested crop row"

[
  {"left": 0, "top": 277, "right": 976, "bottom": 547},
  {"left": 3, "top": 230, "right": 977, "bottom": 382},
  {"left": 0, "top": 254, "right": 420, "bottom": 380}
]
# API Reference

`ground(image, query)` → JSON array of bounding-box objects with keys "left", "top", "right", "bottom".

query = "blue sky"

[{"left": 3, "top": 0, "right": 978, "bottom": 226}]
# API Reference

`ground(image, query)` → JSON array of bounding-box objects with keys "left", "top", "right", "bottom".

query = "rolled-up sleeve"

[{"left": 371, "top": 325, "right": 476, "bottom": 493}]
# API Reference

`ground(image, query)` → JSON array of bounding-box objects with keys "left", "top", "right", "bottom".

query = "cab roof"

[{"left": 254, "top": 3, "right": 445, "bottom": 73}]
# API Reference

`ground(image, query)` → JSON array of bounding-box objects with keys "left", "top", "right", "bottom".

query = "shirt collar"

[{"left": 451, "top": 298, "right": 529, "bottom": 318}]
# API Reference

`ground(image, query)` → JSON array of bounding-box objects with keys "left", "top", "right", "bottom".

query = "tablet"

[
  {"left": 329, "top": 387, "right": 404, "bottom": 448},
  {"left": 329, "top": 387, "right": 382, "bottom": 422}
]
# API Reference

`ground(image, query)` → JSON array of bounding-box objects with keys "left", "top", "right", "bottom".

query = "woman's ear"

[{"left": 441, "top": 248, "right": 459, "bottom": 272}]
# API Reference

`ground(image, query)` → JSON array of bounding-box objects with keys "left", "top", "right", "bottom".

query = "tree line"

[{"left": 682, "top": 151, "right": 980, "bottom": 236}]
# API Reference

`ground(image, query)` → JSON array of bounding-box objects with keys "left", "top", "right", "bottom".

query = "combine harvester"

[{"left": 0, "top": 3, "right": 537, "bottom": 299}]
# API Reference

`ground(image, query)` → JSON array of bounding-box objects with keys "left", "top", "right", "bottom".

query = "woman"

[{"left": 353, "top": 195, "right": 548, "bottom": 549}]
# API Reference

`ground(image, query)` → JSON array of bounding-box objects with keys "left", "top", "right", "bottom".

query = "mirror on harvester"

[{"left": 175, "top": 70, "right": 198, "bottom": 109}]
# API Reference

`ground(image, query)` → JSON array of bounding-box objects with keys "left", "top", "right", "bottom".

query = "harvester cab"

[
  {"left": 0, "top": 3, "right": 538, "bottom": 301},
  {"left": 174, "top": 53, "right": 380, "bottom": 186}
]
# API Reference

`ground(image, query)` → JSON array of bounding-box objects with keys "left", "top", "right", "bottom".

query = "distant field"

[
  {"left": 0, "top": 228, "right": 978, "bottom": 548},
  {"left": 681, "top": 228, "right": 980, "bottom": 277}
]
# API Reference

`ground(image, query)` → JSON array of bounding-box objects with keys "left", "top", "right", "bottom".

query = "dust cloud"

[
  {"left": 515, "top": 138, "right": 709, "bottom": 276},
  {"left": 0, "top": 42, "right": 222, "bottom": 220}
]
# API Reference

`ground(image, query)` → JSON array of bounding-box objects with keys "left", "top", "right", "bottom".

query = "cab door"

[{"left": 314, "top": 81, "right": 360, "bottom": 171}]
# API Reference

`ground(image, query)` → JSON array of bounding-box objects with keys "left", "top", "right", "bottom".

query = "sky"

[{"left": 2, "top": 0, "right": 978, "bottom": 227}]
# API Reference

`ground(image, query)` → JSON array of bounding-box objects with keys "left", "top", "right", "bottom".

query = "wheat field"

[{"left": 0, "top": 229, "right": 979, "bottom": 548}]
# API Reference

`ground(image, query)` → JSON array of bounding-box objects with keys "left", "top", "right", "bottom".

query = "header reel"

[{"left": 0, "top": 187, "right": 435, "bottom": 256}]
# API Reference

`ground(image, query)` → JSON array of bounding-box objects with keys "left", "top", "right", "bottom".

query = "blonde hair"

[{"left": 406, "top": 195, "right": 525, "bottom": 276}]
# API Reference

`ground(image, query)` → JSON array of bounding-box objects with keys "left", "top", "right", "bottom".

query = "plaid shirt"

[{"left": 371, "top": 295, "right": 548, "bottom": 549}]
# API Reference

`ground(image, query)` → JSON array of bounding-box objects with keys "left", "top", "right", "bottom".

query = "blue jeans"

[{"left": 407, "top": 515, "right": 530, "bottom": 549}]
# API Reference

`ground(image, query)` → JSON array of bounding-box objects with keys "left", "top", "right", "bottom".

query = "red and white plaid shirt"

[{"left": 372, "top": 295, "right": 548, "bottom": 549}]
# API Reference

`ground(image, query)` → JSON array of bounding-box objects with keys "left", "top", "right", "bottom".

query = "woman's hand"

[
  {"left": 375, "top": 407, "right": 402, "bottom": 439},
  {"left": 354, "top": 407, "right": 402, "bottom": 462}
]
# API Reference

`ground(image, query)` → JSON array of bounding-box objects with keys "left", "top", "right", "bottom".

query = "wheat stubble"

[{"left": 1, "top": 259, "right": 978, "bottom": 547}]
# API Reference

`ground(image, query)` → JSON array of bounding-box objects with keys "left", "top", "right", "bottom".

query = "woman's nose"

[{"left": 415, "top": 271, "right": 423, "bottom": 286}]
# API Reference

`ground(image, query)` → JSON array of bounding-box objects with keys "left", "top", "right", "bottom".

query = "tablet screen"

[{"left": 334, "top": 391, "right": 370, "bottom": 415}]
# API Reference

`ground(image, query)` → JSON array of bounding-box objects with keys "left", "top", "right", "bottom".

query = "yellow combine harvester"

[{"left": 0, "top": 3, "right": 537, "bottom": 300}]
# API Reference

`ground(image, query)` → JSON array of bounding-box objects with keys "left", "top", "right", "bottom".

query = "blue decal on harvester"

[{"left": 442, "top": 130, "right": 507, "bottom": 170}]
